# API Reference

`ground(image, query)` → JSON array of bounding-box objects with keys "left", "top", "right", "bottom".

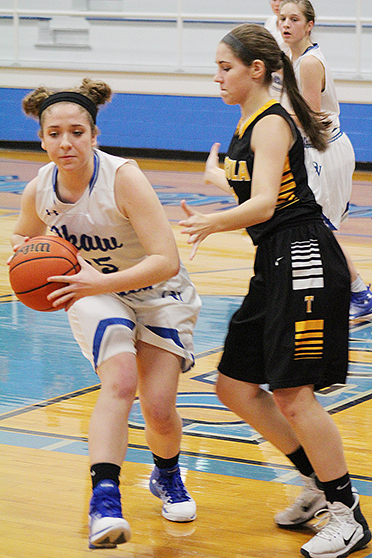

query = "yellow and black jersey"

[{"left": 224, "top": 100, "right": 322, "bottom": 245}]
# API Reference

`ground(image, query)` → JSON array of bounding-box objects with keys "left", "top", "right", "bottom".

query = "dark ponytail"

[
  {"left": 281, "top": 52, "right": 331, "bottom": 151},
  {"left": 222, "top": 23, "right": 331, "bottom": 152}
]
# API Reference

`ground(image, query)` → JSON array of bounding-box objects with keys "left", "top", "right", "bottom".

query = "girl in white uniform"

[
  {"left": 279, "top": 0, "right": 372, "bottom": 320},
  {"left": 264, "top": 0, "right": 287, "bottom": 51},
  {"left": 10, "top": 79, "right": 201, "bottom": 549}
]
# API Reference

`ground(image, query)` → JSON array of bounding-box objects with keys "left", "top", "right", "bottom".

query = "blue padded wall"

[{"left": 0, "top": 88, "right": 371, "bottom": 163}]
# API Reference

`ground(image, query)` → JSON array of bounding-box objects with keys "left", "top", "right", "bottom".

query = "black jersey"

[{"left": 224, "top": 100, "right": 322, "bottom": 245}]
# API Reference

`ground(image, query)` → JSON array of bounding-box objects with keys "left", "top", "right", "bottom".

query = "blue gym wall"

[{"left": 0, "top": 88, "right": 371, "bottom": 163}]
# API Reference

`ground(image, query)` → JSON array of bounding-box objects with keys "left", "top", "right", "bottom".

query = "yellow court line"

[{"left": 349, "top": 349, "right": 372, "bottom": 364}]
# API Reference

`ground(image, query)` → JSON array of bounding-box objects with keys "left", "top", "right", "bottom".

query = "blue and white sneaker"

[
  {"left": 350, "top": 286, "right": 372, "bottom": 319},
  {"left": 149, "top": 465, "right": 196, "bottom": 522},
  {"left": 88, "top": 480, "right": 131, "bottom": 549}
]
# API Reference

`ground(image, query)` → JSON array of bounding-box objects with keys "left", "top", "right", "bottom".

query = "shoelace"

[
  {"left": 92, "top": 487, "right": 122, "bottom": 517},
  {"left": 312, "top": 508, "right": 349, "bottom": 539},
  {"left": 159, "top": 472, "right": 190, "bottom": 503}
]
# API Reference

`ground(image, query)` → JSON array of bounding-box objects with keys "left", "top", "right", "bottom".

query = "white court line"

[{"left": 40, "top": 440, "right": 75, "bottom": 451}]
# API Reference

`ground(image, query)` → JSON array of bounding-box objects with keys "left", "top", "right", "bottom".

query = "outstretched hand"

[{"left": 179, "top": 200, "right": 214, "bottom": 260}]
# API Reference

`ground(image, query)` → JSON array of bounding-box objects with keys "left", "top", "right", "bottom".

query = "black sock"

[
  {"left": 322, "top": 473, "right": 354, "bottom": 508},
  {"left": 286, "top": 446, "right": 315, "bottom": 478},
  {"left": 90, "top": 462, "right": 121, "bottom": 490},
  {"left": 152, "top": 453, "right": 179, "bottom": 470}
]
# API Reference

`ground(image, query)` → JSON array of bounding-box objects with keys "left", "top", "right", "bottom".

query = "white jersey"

[
  {"left": 36, "top": 149, "right": 149, "bottom": 273},
  {"left": 35, "top": 148, "right": 201, "bottom": 371},
  {"left": 264, "top": 15, "right": 286, "bottom": 51},
  {"left": 292, "top": 44, "right": 340, "bottom": 130},
  {"left": 282, "top": 44, "right": 355, "bottom": 229}
]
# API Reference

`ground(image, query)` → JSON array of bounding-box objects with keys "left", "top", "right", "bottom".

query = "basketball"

[{"left": 8, "top": 236, "right": 81, "bottom": 312}]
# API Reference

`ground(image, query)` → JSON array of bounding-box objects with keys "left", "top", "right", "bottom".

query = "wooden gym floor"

[{"left": 0, "top": 149, "right": 372, "bottom": 558}]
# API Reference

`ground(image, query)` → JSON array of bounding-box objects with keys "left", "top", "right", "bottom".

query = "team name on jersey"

[
  {"left": 50, "top": 224, "right": 123, "bottom": 252},
  {"left": 224, "top": 156, "right": 251, "bottom": 182}
]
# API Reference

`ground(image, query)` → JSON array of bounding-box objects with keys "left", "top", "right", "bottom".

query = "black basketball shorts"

[{"left": 218, "top": 220, "right": 350, "bottom": 391}]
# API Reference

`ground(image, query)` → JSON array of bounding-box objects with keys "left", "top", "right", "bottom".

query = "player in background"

[
  {"left": 10, "top": 78, "right": 200, "bottom": 548},
  {"left": 264, "top": 0, "right": 287, "bottom": 51},
  {"left": 180, "top": 23, "right": 370, "bottom": 558},
  {"left": 264, "top": 0, "right": 289, "bottom": 100},
  {"left": 279, "top": 0, "right": 372, "bottom": 320}
]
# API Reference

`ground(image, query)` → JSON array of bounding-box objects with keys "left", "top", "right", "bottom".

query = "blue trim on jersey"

[
  {"left": 51, "top": 151, "right": 99, "bottom": 198},
  {"left": 52, "top": 165, "right": 58, "bottom": 197},
  {"left": 303, "top": 127, "right": 343, "bottom": 149},
  {"left": 145, "top": 325, "right": 185, "bottom": 349},
  {"left": 93, "top": 317, "right": 136, "bottom": 369},
  {"left": 328, "top": 129, "right": 344, "bottom": 143},
  {"left": 322, "top": 213, "right": 337, "bottom": 230},
  {"left": 89, "top": 151, "right": 99, "bottom": 194},
  {"left": 301, "top": 43, "right": 319, "bottom": 56}
]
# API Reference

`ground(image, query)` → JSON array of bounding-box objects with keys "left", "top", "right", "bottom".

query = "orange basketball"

[{"left": 9, "top": 236, "right": 81, "bottom": 312}]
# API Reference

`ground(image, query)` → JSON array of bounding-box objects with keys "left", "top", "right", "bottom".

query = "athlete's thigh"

[
  {"left": 136, "top": 340, "right": 182, "bottom": 410},
  {"left": 68, "top": 293, "right": 137, "bottom": 370}
]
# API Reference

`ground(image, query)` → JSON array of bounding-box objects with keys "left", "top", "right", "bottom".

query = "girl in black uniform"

[{"left": 179, "top": 23, "right": 370, "bottom": 558}]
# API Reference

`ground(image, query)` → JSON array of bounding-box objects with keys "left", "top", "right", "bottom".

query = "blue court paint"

[
  {"left": 0, "top": 295, "right": 242, "bottom": 411},
  {"left": 1, "top": 295, "right": 372, "bottom": 488}
]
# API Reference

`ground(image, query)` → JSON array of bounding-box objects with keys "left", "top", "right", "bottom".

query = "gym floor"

[{"left": 0, "top": 149, "right": 372, "bottom": 557}]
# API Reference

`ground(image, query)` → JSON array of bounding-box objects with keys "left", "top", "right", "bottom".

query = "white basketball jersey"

[
  {"left": 36, "top": 149, "right": 151, "bottom": 275},
  {"left": 264, "top": 15, "right": 287, "bottom": 52},
  {"left": 286, "top": 43, "right": 340, "bottom": 131}
]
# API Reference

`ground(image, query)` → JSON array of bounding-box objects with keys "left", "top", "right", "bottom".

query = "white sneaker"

[
  {"left": 88, "top": 480, "right": 131, "bottom": 548},
  {"left": 149, "top": 465, "right": 197, "bottom": 522},
  {"left": 301, "top": 491, "right": 371, "bottom": 558},
  {"left": 275, "top": 475, "right": 327, "bottom": 528},
  {"left": 89, "top": 516, "right": 131, "bottom": 549}
]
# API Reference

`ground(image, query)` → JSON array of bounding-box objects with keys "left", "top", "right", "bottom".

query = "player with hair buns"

[
  {"left": 180, "top": 23, "right": 370, "bottom": 558},
  {"left": 10, "top": 78, "right": 201, "bottom": 548}
]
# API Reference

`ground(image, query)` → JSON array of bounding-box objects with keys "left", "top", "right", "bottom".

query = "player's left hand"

[
  {"left": 47, "top": 254, "right": 105, "bottom": 311},
  {"left": 179, "top": 200, "right": 214, "bottom": 260}
]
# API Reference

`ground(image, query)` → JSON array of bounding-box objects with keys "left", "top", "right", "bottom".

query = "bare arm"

[
  {"left": 204, "top": 142, "right": 232, "bottom": 194},
  {"left": 48, "top": 163, "right": 180, "bottom": 309},
  {"left": 298, "top": 55, "right": 325, "bottom": 112},
  {"left": 179, "top": 115, "right": 292, "bottom": 259},
  {"left": 112, "top": 163, "right": 180, "bottom": 290}
]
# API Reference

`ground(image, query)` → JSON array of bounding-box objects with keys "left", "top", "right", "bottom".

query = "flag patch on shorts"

[
  {"left": 294, "top": 319, "right": 324, "bottom": 360},
  {"left": 291, "top": 239, "right": 324, "bottom": 290}
]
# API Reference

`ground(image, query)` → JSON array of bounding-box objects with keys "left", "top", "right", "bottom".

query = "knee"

[
  {"left": 142, "top": 399, "right": 177, "bottom": 432},
  {"left": 108, "top": 377, "right": 137, "bottom": 402},
  {"left": 272, "top": 391, "right": 302, "bottom": 424},
  {"left": 99, "top": 354, "right": 138, "bottom": 402}
]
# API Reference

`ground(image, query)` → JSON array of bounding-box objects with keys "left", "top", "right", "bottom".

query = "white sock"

[{"left": 351, "top": 275, "right": 367, "bottom": 293}]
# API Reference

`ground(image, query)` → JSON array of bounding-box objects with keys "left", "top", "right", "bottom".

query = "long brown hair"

[
  {"left": 280, "top": 0, "right": 316, "bottom": 26},
  {"left": 222, "top": 24, "right": 330, "bottom": 151}
]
